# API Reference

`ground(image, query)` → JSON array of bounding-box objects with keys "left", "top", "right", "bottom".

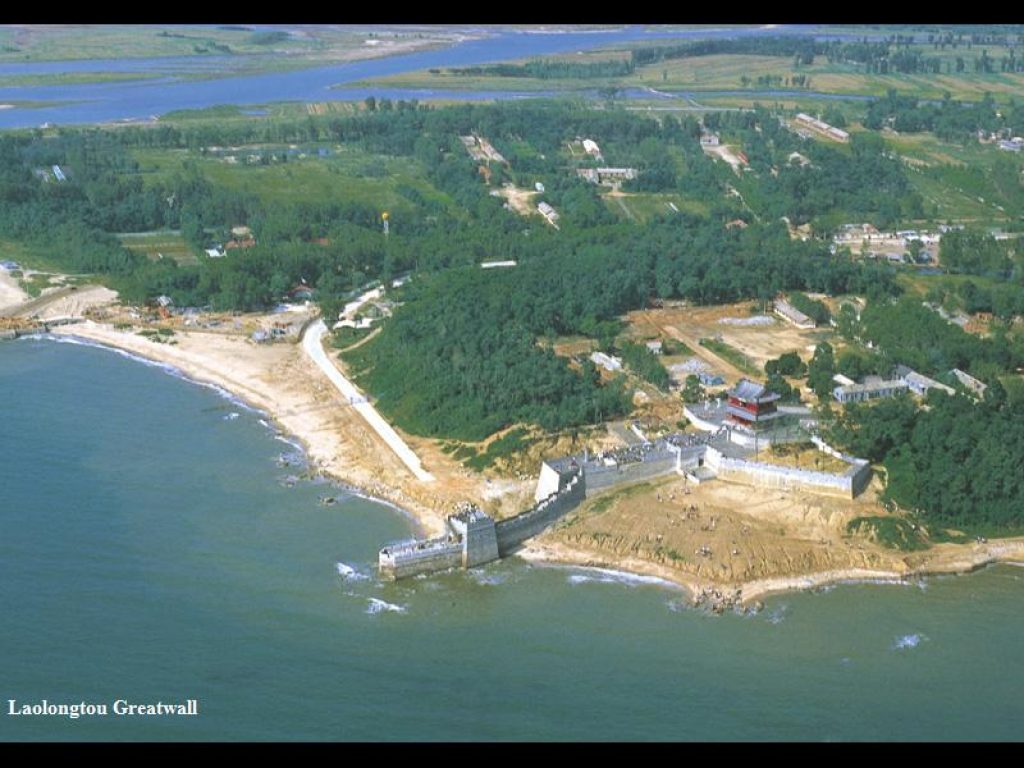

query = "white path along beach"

[{"left": 302, "top": 319, "right": 435, "bottom": 483}]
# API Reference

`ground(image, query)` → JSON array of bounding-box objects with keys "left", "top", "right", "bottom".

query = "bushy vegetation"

[
  {"left": 619, "top": 341, "right": 670, "bottom": 390},
  {"left": 787, "top": 291, "right": 832, "bottom": 325}
]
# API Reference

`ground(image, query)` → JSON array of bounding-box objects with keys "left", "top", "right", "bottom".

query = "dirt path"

[
  {"left": 612, "top": 195, "right": 638, "bottom": 222},
  {"left": 642, "top": 312, "right": 749, "bottom": 381}
]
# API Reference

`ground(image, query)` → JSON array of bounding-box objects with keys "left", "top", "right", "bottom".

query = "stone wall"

[
  {"left": 704, "top": 446, "right": 865, "bottom": 498},
  {"left": 495, "top": 471, "right": 586, "bottom": 554},
  {"left": 379, "top": 537, "right": 463, "bottom": 580},
  {"left": 582, "top": 452, "right": 679, "bottom": 497}
]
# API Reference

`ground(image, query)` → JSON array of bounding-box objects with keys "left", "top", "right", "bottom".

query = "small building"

[
  {"left": 645, "top": 340, "right": 663, "bottom": 355},
  {"left": 833, "top": 376, "right": 908, "bottom": 404},
  {"left": 534, "top": 181, "right": 545, "bottom": 193},
  {"left": 205, "top": 246, "right": 225, "bottom": 258},
  {"left": 793, "top": 113, "right": 849, "bottom": 143},
  {"left": 832, "top": 373, "right": 856, "bottom": 387},
  {"left": 52, "top": 164, "right": 66, "bottom": 182},
  {"left": 774, "top": 297, "right": 816, "bottom": 329},
  {"left": 537, "top": 201, "right": 559, "bottom": 225},
  {"left": 697, "top": 372, "right": 725, "bottom": 387},
  {"left": 590, "top": 351, "right": 622, "bottom": 372},
  {"left": 949, "top": 368, "right": 987, "bottom": 397},
  {"left": 597, "top": 167, "right": 636, "bottom": 184},
  {"left": 725, "top": 379, "right": 783, "bottom": 431},
  {"left": 700, "top": 133, "right": 720, "bottom": 147},
  {"left": 582, "top": 138, "right": 601, "bottom": 157},
  {"left": 576, "top": 167, "right": 638, "bottom": 186},
  {"left": 999, "top": 140, "right": 1022, "bottom": 152},
  {"left": 480, "top": 260, "right": 517, "bottom": 269},
  {"left": 894, "top": 364, "right": 956, "bottom": 397},
  {"left": 287, "top": 283, "right": 314, "bottom": 302}
]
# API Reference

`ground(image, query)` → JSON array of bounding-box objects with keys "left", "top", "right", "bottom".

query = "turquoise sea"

[{"left": 2, "top": 337, "right": 1023, "bottom": 741}]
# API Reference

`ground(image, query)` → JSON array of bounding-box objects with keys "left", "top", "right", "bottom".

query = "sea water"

[{"left": 2, "top": 338, "right": 1023, "bottom": 741}]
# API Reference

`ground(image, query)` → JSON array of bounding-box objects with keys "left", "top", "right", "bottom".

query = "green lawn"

[
  {"left": 119, "top": 231, "right": 198, "bottom": 266},
  {"left": 131, "top": 145, "right": 460, "bottom": 214},
  {"left": 603, "top": 192, "right": 709, "bottom": 223},
  {"left": 0, "top": 25, "right": 455, "bottom": 63}
]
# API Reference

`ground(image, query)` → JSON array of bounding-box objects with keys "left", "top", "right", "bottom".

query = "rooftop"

[{"left": 728, "top": 379, "right": 780, "bottom": 404}]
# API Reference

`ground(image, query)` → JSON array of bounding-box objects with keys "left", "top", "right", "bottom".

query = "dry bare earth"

[{"left": 537, "top": 473, "right": 901, "bottom": 592}]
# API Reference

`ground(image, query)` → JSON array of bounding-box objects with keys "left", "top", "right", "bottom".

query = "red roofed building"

[{"left": 725, "top": 379, "right": 782, "bottom": 432}]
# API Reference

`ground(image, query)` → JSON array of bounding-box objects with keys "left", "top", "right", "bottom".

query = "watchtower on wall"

[
  {"left": 725, "top": 379, "right": 783, "bottom": 433},
  {"left": 447, "top": 506, "right": 499, "bottom": 568}
]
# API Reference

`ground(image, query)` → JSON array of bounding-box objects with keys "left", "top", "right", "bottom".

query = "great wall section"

[{"left": 378, "top": 424, "right": 872, "bottom": 581}]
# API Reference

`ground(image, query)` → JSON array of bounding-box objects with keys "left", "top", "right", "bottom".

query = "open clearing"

[{"left": 626, "top": 302, "right": 832, "bottom": 380}]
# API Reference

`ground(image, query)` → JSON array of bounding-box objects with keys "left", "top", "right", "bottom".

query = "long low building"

[
  {"left": 794, "top": 113, "right": 849, "bottom": 143},
  {"left": 774, "top": 297, "right": 816, "bottom": 329},
  {"left": 833, "top": 376, "right": 908, "bottom": 404},
  {"left": 894, "top": 364, "right": 956, "bottom": 397}
]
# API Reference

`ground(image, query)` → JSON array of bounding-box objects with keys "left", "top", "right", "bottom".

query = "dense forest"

[
  {"left": 829, "top": 390, "right": 1024, "bottom": 530},
  {"left": 864, "top": 90, "right": 1024, "bottom": 141}
]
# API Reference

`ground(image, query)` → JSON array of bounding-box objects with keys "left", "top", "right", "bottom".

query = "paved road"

[{"left": 302, "top": 319, "right": 434, "bottom": 483}]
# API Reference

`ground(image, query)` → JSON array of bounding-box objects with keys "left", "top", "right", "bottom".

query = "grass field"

[
  {"left": 699, "top": 336, "right": 762, "bottom": 376},
  {"left": 0, "top": 25, "right": 461, "bottom": 64},
  {"left": 602, "top": 192, "right": 709, "bottom": 223},
  {"left": 355, "top": 46, "right": 1024, "bottom": 105},
  {"left": 131, "top": 144, "right": 460, "bottom": 215},
  {"left": 118, "top": 231, "right": 198, "bottom": 266},
  {"left": 881, "top": 132, "right": 1024, "bottom": 223},
  {"left": 0, "top": 71, "right": 170, "bottom": 88}
]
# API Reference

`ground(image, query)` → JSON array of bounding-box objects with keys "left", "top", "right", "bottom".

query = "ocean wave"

[
  {"left": 565, "top": 567, "right": 679, "bottom": 590},
  {"left": 336, "top": 562, "right": 369, "bottom": 581},
  {"left": 273, "top": 434, "right": 304, "bottom": 452},
  {"left": 893, "top": 633, "right": 927, "bottom": 650},
  {"left": 366, "top": 597, "right": 406, "bottom": 615},
  {"left": 766, "top": 605, "right": 789, "bottom": 625}
]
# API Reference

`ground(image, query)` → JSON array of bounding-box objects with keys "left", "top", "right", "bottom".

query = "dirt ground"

[
  {"left": 702, "top": 143, "right": 746, "bottom": 174},
  {"left": 539, "top": 472, "right": 903, "bottom": 588},
  {"left": 626, "top": 303, "right": 832, "bottom": 377},
  {"left": 492, "top": 183, "right": 539, "bottom": 219}
]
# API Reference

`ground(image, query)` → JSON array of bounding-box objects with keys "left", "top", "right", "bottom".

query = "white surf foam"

[
  {"left": 336, "top": 562, "right": 369, "bottom": 581},
  {"left": 893, "top": 633, "right": 926, "bottom": 650},
  {"left": 366, "top": 598, "right": 406, "bottom": 615},
  {"left": 564, "top": 567, "right": 679, "bottom": 590}
]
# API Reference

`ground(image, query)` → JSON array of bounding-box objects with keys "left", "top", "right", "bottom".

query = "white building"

[
  {"left": 582, "top": 138, "right": 601, "bottom": 156},
  {"left": 590, "top": 352, "right": 623, "bottom": 372},
  {"left": 537, "top": 201, "right": 560, "bottom": 225}
]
